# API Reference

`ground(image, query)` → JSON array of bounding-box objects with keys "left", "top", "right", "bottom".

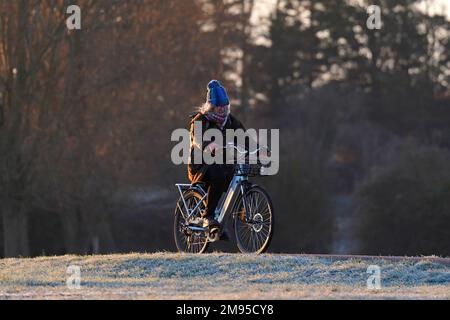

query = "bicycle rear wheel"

[
  {"left": 234, "top": 186, "right": 274, "bottom": 254},
  {"left": 174, "top": 189, "right": 209, "bottom": 254}
]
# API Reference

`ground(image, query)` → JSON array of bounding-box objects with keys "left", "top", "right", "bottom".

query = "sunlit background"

[{"left": 0, "top": 0, "right": 449, "bottom": 258}]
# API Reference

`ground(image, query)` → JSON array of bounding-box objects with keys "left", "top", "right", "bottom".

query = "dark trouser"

[{"left": 201, "top": 164, "right": 233, "bottom": 218}]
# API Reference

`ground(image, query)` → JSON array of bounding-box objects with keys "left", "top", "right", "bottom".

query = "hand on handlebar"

[{"left": 206, "top": 142, "right": 220, "bottom": 155}]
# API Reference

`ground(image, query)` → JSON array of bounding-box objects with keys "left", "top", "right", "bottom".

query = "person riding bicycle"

[{"left": 188, "top": 80, "right": 246, "bottom": 229}]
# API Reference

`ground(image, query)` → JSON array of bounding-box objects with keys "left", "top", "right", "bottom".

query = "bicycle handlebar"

[
  {"left": 203, "top": 142, "right": 271, "bottom": 176},
  {"left": 219, "top": 142, "right": 269, "bottom": 155}
]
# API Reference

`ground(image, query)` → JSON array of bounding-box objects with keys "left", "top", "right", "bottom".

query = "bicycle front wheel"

[{"left": 234, "top": 186, "right": 274, "bottom": 254}]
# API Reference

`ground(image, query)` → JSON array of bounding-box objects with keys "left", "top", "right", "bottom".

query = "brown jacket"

[{"left": 188, "top": 112, "right": 245, "bottom": 184}]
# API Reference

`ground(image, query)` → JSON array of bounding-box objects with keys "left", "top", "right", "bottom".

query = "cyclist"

[{"left": 188, "top": 80, "right": 246, "bottom": 229}]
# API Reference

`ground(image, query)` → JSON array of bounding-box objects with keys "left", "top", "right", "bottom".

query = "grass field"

[{"left": 0, "top": 253, "right": 449, "bottom": 300}]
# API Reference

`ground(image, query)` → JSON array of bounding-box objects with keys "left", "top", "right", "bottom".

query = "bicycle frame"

[
  {"left": 215, "top": 174, "right": 249, "bottom": 223},
  {"left": 175, "top": 183, "right": 207, "bottom": 220},
  {"left": 175, "top": 171, "right": 250, "bottom": 231},
  {"left": 176, "top": 144, "right": 266, "bottom": 232}
]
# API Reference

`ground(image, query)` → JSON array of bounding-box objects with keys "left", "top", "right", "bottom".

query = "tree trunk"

[
  {"left": 2, "top": 202, "right": 29, "bottom": 257},
  {"left": 59, "top": 207, "right": 82, "bottom": 254},
  {"left": 240, "top": 0, "right": 254, "bottom": 122}
]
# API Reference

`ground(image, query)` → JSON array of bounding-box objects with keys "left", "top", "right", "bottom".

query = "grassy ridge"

[{"left": 0, "top": 253, "right": 449, "bottom": 299}]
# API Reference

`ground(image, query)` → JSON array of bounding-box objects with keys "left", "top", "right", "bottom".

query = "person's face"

[{"left": 213, "top": 105, "right": 228, "bottom": 115}]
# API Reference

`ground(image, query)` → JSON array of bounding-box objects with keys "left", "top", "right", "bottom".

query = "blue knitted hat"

[{"left": 206, "top": 80, "right": 230, "bottom": 106}]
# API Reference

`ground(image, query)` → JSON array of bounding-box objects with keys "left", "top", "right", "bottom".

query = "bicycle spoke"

[
  {"left": 238, "top": 220, "right": 250, "bottom": 239},
  {"left": 251, "top": 194, "right": 258, "bottom": 215},
  {"left": 258, "top": 226, "right": 269, "bottom": 246},
  {"left": 239, "top": 221, "right": 252, "bottom": 245},
  {"left": 243, "top": 227, "right": 252, "bottom": 249},
  {"left": 254, "top": 233, "right": 261, "bottom": 250},
  {"left": 246, "top": 227, "right": 254, "bottom": 247},
  {"left": 255, "top": 196, "right": 266, "bottom": 215},
  {"left": 251, "top": 230, "right": 258, "bottom": 251}
]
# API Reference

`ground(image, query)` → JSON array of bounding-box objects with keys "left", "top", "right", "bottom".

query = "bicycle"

[{"left": 174, "top": 144, "right": 274, "bottom": 254}]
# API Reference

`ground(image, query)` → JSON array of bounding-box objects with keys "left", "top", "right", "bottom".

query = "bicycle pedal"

[{"left": 207, "top": 227, "right": 220, "bottom": 242}]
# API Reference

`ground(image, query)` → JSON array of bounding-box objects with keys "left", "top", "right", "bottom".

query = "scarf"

[{"left": 204, "top": 111, "right": 229, "bottom": 130}]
